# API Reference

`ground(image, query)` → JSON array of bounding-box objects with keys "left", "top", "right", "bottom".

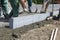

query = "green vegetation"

[{"left": 32, "top": 0, "right": 43, "bottom": 4}]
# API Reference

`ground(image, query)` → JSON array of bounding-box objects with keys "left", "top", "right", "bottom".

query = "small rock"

[{"left": 12, "top": 32, "right": 19, "bottom": 38}]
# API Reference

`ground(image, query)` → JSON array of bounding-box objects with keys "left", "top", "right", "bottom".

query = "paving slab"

[{"left": 0, "top": 18, "right": 9, "bottom": 27}]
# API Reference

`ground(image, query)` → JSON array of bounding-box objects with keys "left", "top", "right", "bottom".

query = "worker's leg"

[
  {"left": 9, "top": 0, "right": 19, "bottom": 17},
  {"left": 40, "top": 0, "right": 49, "bottom": 13},
  {"left": 21, "top": 0, "right": 28, "bottom": 12},
  {"left": 44, "top": 1, "right": 49, "bottom": 12},
  {"left": 27, "top": 0, "right": 32, "bottom": 12},
  {"left": 21, "top": 0, "right": 27, "bottom": 9},
  {"left": 1, "top": 0, "right": 9, "bottom": 19},
  {"left": 0, "top": 0, "right": 1, "bottom": 7}
]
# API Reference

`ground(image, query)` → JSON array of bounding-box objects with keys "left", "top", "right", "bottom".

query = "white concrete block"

[{"left": 9, "top": 11, "right": 59, "bottom": 29}]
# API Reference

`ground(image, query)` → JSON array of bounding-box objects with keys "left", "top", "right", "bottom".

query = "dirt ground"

[{"left": 0, "top": 19, "right": 60, "bottom": 40}]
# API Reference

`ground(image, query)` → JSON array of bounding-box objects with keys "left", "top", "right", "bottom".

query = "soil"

[{"left": 0, "top": 19, "right": 60, "bottom": 40}]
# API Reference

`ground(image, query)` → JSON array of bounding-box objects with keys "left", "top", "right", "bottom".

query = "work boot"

[
  {"left": 29, "top": 9, "right": 31, "bottom": 13},
  {"left": 9, "top": 11, "right": 13, "bottom": 18},
  {"left": 28, "top": 7, "right": 32, "bottom": 13},
  {"left": 40, "top": 10, "right": 46, "bottom": 13},
  {"left": 3, "top": 14, "right": 9, "bottom": 19}
]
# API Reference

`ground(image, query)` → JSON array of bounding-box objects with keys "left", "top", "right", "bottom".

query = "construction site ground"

[{"left": 0, "top": 18, "right": 60, "bottom": 40}]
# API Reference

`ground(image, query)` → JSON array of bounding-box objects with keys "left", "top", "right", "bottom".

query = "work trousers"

[{"left": 0, "top": 0, "right": 19, "bottom": 17}]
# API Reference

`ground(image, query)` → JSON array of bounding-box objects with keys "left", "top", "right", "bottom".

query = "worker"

[
  {"left": 27, "top": 0, "right": 32, "bottom": 12},
  {"left": 20, "top": 0, "right": 32, "bottom": 12},
  {"left": 1, "top": 0, "right": 9, "bottom": 19},
  {"left": 9, "top": 0, "right": 19, "bottom": 18},
  {"left": 1, "top": 0, "right": 20, "bottom": 19},
  {"left": 21, "top": 0, "right": 28, "bottom": 12},
  {"left": 40, "top": 0, "right": 50, "bottom": 13}
]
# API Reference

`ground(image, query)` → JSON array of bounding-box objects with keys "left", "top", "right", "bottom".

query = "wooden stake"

[
  {"left": 50, "top": 28, "right": 58, "bottom": 40},
  {"left": 53, "top": 28, "right": 58, "bottom": 40},
  {"left": 50, "top": 28, "right": 55, "bottom": 40}
]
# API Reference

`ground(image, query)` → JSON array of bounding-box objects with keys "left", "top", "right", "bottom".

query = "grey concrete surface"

[
  {"left": 0, "top": 18, "right": 9, "bottom": 27},
  {"left": 0, "top": 22, "right": 9, "bottom": 27},
  {"left": 9, "top": 11, "right": 59, "bottom": 29}
]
